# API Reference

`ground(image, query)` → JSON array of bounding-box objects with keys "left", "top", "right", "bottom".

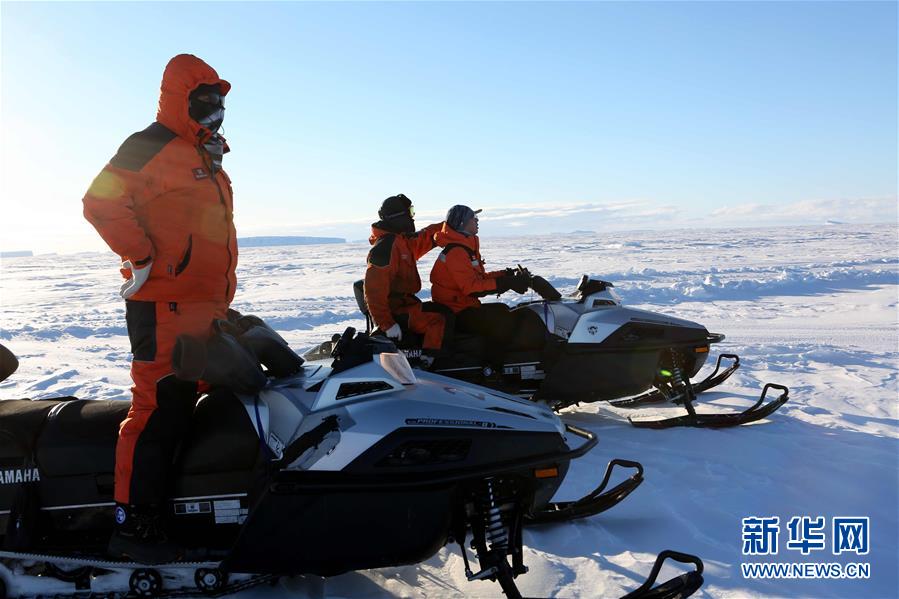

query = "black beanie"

[{"left": 378, "top": 194, "right": 412, "bottom": 220}]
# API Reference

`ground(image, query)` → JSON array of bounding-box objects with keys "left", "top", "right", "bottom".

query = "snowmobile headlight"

[{"left": 376, "top": 352, "right": 417, "bottom": 385}]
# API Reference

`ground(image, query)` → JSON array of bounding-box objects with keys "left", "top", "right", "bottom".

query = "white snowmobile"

[
  {"left": 310, "top": 274, "right": 788, "bottom": 428},
  {"left": 0, "top": 324, "right": 703, "bottom": 599}
]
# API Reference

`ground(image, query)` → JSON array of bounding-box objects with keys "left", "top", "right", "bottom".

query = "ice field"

[{"left": 1, "top": 223, "right": 896, "bottom": 598}]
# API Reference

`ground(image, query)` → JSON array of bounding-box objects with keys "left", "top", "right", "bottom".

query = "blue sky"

[{"left": 1, "top": 1, "right": 896, "bottom": 252}]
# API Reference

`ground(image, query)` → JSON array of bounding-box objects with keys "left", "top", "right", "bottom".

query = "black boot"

[{"left": 108, "top": 503, "right": 182, "bottom": 564}]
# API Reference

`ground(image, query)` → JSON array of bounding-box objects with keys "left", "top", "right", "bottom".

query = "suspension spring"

[
  {"left": 668, "top": 349, "right": 697, "bottom": 416},
  {"left": 481, "top": 478, "right": 508, "bottom": 552},
  {"left": 668, "top": 349, "right": 686, "bottom": 386}
]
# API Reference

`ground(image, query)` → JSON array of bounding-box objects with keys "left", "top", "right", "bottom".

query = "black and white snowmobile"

[
  {"left": 312, "top": 274, "right": 788, "bottom": 429},
  {"left": 0, "top": 329, "right": 703, "bottom": 599}
]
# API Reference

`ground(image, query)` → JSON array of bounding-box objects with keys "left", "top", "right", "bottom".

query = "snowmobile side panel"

[
  {"left": 223, "top": 477, "right": 455, "bottom": 576},
  {"left": 540, "top": 348, "right": 662, "bottom": 404}
]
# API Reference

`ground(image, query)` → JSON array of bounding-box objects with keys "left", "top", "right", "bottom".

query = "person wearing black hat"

[
  {"left": 429, "top": 205, "right": 545, "bottom": 367},
  {"left": 364, "top": 194, "right": 449, "bottom": 357}
]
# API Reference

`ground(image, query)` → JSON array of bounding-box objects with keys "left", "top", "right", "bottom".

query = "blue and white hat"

[{"left": 446, "top": 205, "right": 482, "bottom": 232}]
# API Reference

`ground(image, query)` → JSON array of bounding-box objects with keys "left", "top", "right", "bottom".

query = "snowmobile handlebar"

[{"left": 511, "top": 264, "right": 564, "bottom": 301}]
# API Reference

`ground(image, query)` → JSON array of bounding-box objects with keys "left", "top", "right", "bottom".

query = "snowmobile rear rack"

[
  {"left": 526, "top": 457, "right": 644, "bottom": 524},
  {"left": 621, "top": 550, "right": 705, "bottom": 599}
]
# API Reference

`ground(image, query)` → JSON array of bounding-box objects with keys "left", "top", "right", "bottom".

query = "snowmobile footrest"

[
  {"left": 621, "top": 550, "right": 704, "bottom": 599},
  {"left": 610, "top": 353, "right": 740, "bottom": 408},
  {"left": 629, "top": 383, "right": 789, "bottom": 429},
  {"left": 525, "top": 459, "right": 644, "bottom": 524}
]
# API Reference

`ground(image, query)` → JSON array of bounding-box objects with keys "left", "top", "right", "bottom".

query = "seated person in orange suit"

[
  {"left": 429, "top": 205, "right": 541, "bottom": 367},
  {"left": 364, "top": 194, "right": 449, "bottom": 358}
]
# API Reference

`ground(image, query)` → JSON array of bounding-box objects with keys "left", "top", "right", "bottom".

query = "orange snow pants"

[
  {"left": 115, "top": 300, "right": 228, "bottom": 505},
  {"left": 395, "top": 302, "right": 450, "bottom": 353}
]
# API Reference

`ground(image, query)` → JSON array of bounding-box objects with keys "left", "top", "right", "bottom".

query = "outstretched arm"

[{"left": 409, "top": 222, "right": 445, "bottom": 261}]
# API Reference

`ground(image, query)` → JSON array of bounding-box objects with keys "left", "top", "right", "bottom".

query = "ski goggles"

[
  {"left": 191, "top": 92, "right": 225, "bottom": 108},
  {"left": 383, "top": 205, "right": 415, "bottom": 220}
]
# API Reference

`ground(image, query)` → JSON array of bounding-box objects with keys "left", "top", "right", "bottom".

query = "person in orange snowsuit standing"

[
  {"left": 82, "top": 54, "right": 236, "bottom": 564},
  {"left": 430, "top": 205, "right": 542, "bottom": 367},
  {"left": 364, "top": 194, "right": 448, "bottom": 359}
]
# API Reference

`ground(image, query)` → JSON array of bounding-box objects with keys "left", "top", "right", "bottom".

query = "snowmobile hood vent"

[
  {"left": 337, "top": 381, "right": 394, "bottom": 399},
  {"left": 487, "top": 406, "right": 537, "bottom": 420}
]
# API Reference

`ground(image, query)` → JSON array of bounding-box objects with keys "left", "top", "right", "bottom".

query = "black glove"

[{"left": 496, "top": 272, "right": 530, "bottom": 294}]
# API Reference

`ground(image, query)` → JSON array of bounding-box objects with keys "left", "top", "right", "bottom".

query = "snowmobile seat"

[
  {"left": 0, "top": 398, "right": 72, "bottom": 459},
  {"left": 36, "top": 399, "right": 130, "bottom": 477}
]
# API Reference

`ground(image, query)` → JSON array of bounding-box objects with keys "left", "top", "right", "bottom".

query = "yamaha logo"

[
  {"left": 115, "top": 506, "right": 127, "bottom": 524},
  {"left": 588, "top": 325, "right": 598, "bottom": 335},
  {"left": 0, "top": 467, "right": 40, "bottom": 485}
]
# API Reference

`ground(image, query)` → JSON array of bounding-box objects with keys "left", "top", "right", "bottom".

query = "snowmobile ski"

[
  {"left": 620, "top": 550, "right": 705, "bottom": 599},
  {"left": 453, "top": 491, "right": 703, "bottom": 599},
  {"left": 627, "top": 382, "right": 789, "bottom": 429},
  {"left": 526, "top": 455, "right": 644, "bottom": 524}
]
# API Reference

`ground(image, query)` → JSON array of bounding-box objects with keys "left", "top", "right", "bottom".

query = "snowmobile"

[
  {"left": 0, "top": 326, "right": 703, "bottom": 599},
  {"left": 309, "top": 274, "right": 788, "bottom": 429}
]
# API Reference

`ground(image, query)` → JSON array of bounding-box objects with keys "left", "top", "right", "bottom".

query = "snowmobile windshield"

[{"left": 376, "top": 352, "right": 417, "bottom": 385}]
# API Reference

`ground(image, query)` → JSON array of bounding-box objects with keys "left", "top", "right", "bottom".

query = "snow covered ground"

[{"left": 1, "top": 223, "right": 896, "bottom": 598}]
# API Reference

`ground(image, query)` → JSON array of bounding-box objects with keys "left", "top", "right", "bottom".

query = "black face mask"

[{"left": 189, "top": 86, "right": 225, "bottom": 133}]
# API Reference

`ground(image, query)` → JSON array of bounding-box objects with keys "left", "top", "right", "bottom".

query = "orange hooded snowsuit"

[
  {"left": 82, "top": 54, "right": 235, "bottom": 505},
  {"left": 83, "top": 54, "right": 237, "bottom": 304},
  {"left": 364, "top": 222, "right": 447, "bottom": 350},
  {"left": 430, "top": 225, "right": 504, "bottom": 313}
]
